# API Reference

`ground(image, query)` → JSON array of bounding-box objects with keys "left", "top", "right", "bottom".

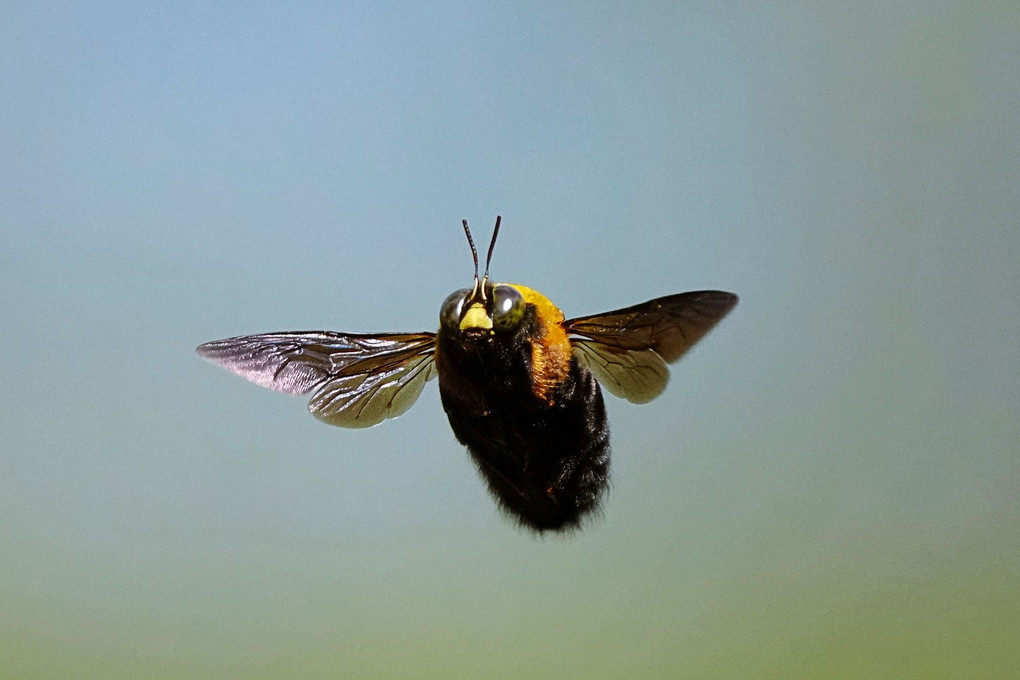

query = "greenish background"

[{"left": 2, "top": 2, "right": 1017, "bottom": 678}]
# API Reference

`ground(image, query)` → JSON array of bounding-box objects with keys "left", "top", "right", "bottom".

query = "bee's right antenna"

[
  {"left": 462, "top": 219, "right": 483, "bottom": 301},
  {"left": 482, "top": 215, "right": 501, "bottom": 289}
]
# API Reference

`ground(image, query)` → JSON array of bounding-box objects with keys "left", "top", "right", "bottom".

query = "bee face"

[{"left": 439, "top": 283, "right": 527, "bottom": 342}]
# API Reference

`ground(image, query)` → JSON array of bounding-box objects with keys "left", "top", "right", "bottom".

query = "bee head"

[{"left": 439, "top": 217, "right": 526, "bottom": 340}]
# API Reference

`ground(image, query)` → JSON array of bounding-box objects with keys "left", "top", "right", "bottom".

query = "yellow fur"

[{"left": 502, "top": 283, "right": 572, "bottom": 405}]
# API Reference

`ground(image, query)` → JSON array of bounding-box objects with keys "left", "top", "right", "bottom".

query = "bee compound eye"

[
  {"left": 491, "top": 285, "right": 525, "bottom": 332},
  {"left": 440, "top": 289, "right": 471, "bottom": 330}
]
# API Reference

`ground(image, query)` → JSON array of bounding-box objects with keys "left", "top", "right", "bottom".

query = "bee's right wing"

[{"left": 196, "top": 331, "right": 437, "bottom": 428}]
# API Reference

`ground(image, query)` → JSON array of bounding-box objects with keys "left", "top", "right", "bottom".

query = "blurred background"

[{"left": 2, "top": 2, "right": 1017, "bottom": 678}]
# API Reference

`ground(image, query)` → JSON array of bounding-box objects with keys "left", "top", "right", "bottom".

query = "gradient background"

[{"left": 2, "top": 3, "right": 1017, "bottom": 678}]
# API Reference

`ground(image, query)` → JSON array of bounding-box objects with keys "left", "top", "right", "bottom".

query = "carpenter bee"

[{"left": 197, "top": 217, "right": 737, "bottom": 532}]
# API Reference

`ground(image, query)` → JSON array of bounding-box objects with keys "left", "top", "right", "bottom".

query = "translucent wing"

[
  {"left": 306, "top": 340, "right": 437, "bottom": 428},
  {"left": 566, "top": 291, "right": 738, "bottom": 403},
  {"left": 571, "top": 339, "right": 670, "bottom": 403},
  {"left": 196, "top": 331, "right": 437, "bottom": 428}
]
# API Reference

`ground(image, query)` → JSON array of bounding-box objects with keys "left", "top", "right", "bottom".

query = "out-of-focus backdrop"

[{"left": 2, "top": 3, "right": 1017, "bottom": 678}]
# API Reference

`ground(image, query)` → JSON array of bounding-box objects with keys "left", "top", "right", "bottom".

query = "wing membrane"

[
  {"left": 196, "top": 331, "right": 436, "bottom": 427},
  {"left": 308, "top": 339, "right": 437, "bottom": 428},
  {"left": 572, "top": 339, "right": 669, "bottom": 403},
  {"left": 566, "top": 291, "right": 737, "bottom": 403}
]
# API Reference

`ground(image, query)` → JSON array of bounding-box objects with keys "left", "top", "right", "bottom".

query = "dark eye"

[
  {"left": 491, "top": 285, "right": 525, "bottom": 332},
  {"left": 440, "top": 289, "right": 470, "bottom": 330}
]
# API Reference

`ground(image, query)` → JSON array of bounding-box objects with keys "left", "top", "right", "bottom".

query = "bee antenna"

[
  {"left": 482, "top": 215, "right": 501, "bottom": 286},
  {"left": 462, "top": 219, "right": 483, "bottom": 300},
  {"left": 462, "top": 219, "right": 480, "bottom": 279}
]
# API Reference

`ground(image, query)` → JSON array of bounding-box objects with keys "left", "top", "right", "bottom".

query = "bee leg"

[{"left": 545, "top": 454, "right": 581, "bottom": 500}]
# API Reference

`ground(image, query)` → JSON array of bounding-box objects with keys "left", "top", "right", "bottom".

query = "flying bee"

[{"left": 197, "top": 217, "right": 737, "bottom": 532}]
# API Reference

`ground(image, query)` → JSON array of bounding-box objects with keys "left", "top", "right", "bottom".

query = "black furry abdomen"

[{"left": 436, "top": 325, "right": 611, "bottom": 532}]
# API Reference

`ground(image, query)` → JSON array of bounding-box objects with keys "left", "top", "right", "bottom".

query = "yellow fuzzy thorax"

[{"left": 500, "top": 283, "right": 572, "bottom": 405}]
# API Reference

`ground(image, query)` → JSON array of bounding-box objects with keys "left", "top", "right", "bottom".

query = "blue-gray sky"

[{"left": 2, "top": 2, "right": 1017, "bottom": 678}]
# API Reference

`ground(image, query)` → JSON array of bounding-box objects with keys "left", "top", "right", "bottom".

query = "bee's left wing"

[
  {"left": 196, "top": 331, "right": 437, "bottom": 428},
  {"left": 565, "top": 291, "right": 737, "bottom": 404}
]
